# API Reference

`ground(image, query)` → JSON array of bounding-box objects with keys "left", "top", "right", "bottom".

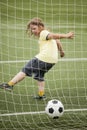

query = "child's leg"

[
  {"left": 37, "top": 81, "right": 45, "bottom": 97},
  {"left": 0, "top": 72, "right": 26, "bottom": 91},
  {"left": 8, "top": 72, "right": 26, "bottom": 86}
]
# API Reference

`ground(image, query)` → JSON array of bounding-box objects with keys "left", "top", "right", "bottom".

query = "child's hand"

[
  {"left": 60, "top": 50, "right": 65, "bottom": 57},
  {"left": 66, "top": 32, "right": 74, "bottom": 39}
]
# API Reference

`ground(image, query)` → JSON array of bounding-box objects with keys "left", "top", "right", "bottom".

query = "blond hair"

[{"left": 26, "top": 17, "right": 44, "bottom": 36}]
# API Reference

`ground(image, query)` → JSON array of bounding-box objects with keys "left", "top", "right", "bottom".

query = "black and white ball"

[{"left": 45, "top": 99, "right": 64, "bottom": 119}]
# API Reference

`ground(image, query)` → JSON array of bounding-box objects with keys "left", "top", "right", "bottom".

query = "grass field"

[{"left": 0, "top": 0, "right": 87, "bottom": 130}]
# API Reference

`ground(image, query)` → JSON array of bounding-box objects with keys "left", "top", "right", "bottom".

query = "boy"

[{"left": 0, "top": 18, "right": 74, "bottom": 99}]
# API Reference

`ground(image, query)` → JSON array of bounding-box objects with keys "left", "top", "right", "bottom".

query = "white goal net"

[{"left": 0, "top": 0, "right": 87, "bottom": 130}]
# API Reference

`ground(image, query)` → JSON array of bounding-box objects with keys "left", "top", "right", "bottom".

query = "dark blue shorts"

[{"left": 22, "top": 57, "right": 55, "bottom": 81}]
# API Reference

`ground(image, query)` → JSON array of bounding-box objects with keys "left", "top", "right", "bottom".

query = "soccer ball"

[{"left": 45, "top": 99, "right": 64, "bottom": 119}]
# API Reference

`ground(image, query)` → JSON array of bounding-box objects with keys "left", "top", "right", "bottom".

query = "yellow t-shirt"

[{"left": 35, "top": 30, "right": 58, "bottom": 63}]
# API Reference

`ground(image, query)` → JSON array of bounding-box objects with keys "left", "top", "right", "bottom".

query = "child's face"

[{"left": 30, "top": 24, "right": 41, "bottom": 36}]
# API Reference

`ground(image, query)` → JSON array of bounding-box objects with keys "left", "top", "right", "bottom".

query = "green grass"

[{"left": 0, "top": 0, "right": 87, "bottom": 129}]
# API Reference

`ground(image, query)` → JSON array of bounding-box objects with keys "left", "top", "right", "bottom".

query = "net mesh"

[{"left": 0, "top": 0, "right": 87, "bottom": 130}]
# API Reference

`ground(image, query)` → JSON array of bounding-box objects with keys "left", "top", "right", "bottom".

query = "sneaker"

[
  {"left": 0, "top": 83, "right": 13, "bottom": 91},
  {"left": 34, "top": 95, "right": 46, "bottom": 100}
]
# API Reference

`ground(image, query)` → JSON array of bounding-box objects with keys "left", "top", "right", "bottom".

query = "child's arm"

[
  {"left": 47, "top": 32, "right": 74, "bottom": 40},
  {"left": 56, "top": 39, "right": 65, "bottom": 57}
]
